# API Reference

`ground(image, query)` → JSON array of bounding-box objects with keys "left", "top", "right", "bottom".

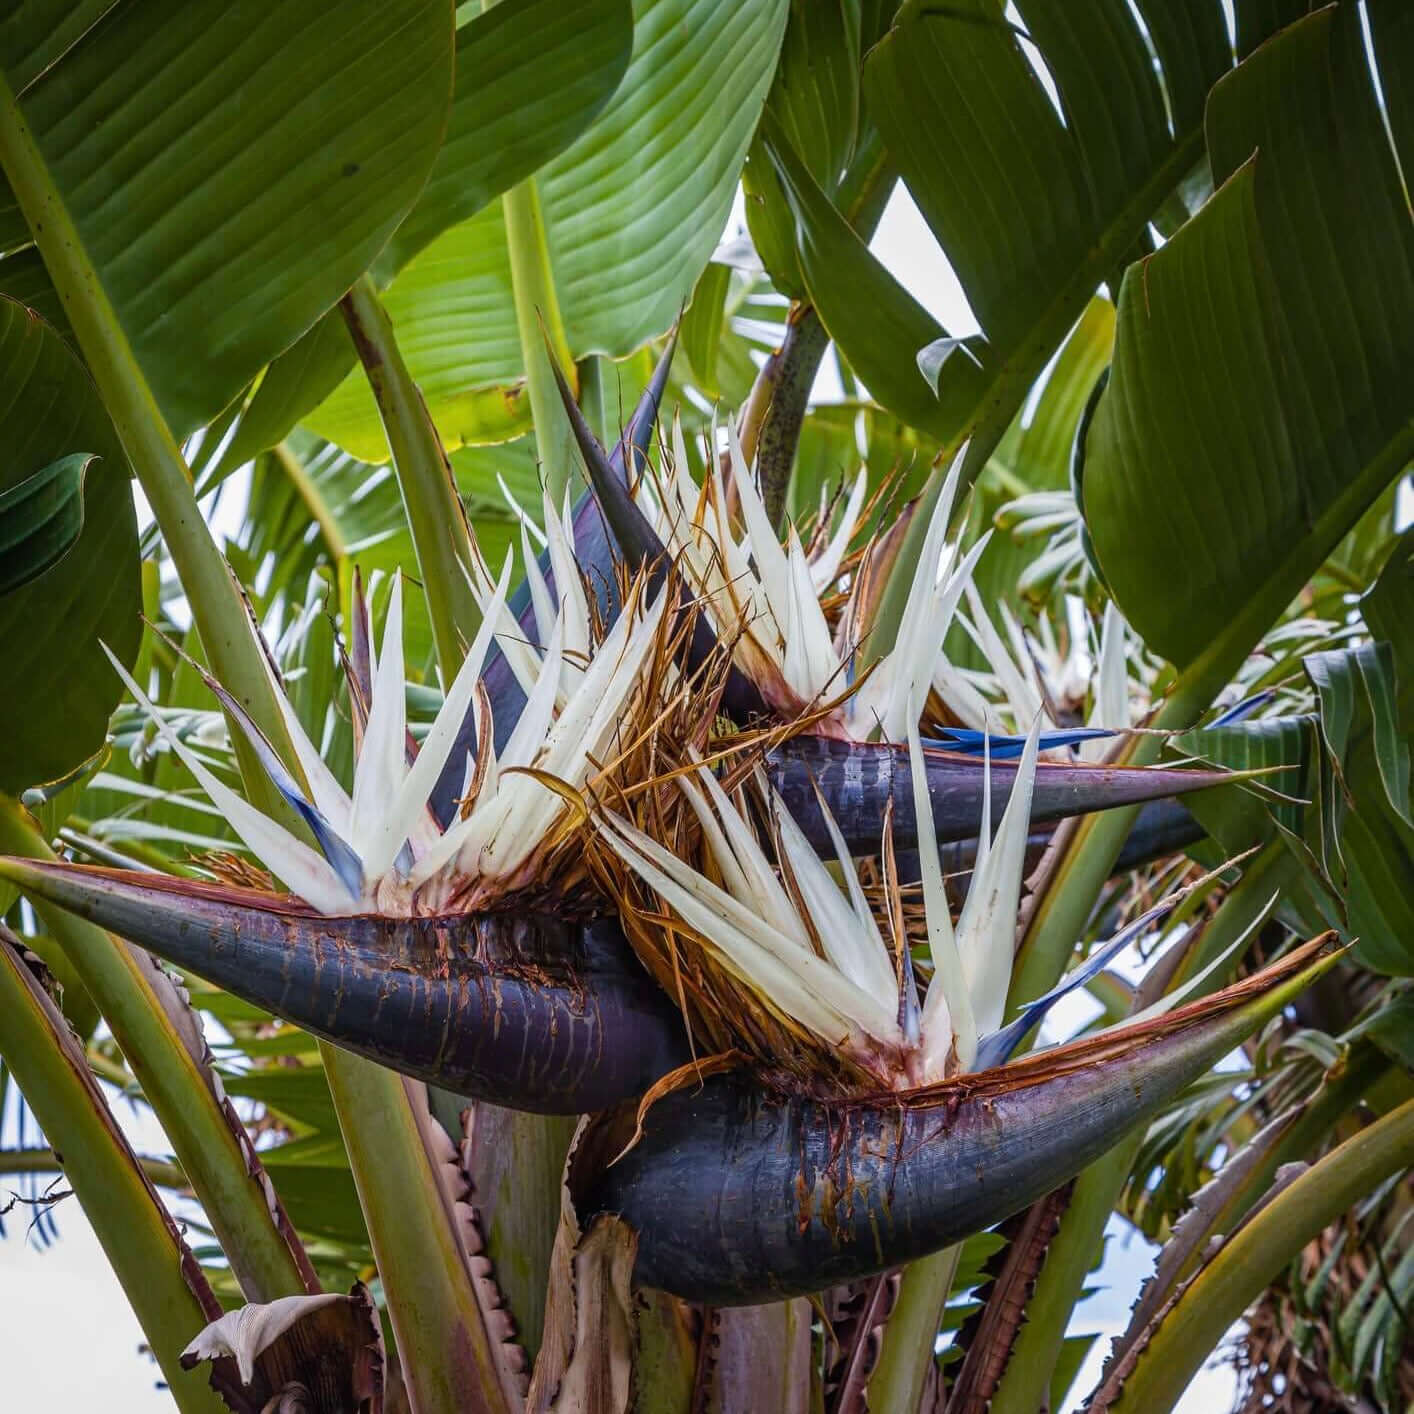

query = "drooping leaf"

[
  {"left": 307, "top": 0, "right": 789, "bottom": 460},
  {"left": 770, "top": 0, "right": 1237, "bottom": 460},
  {"left": 1082, "top": 5, "right": 1414, "bottom": 691},
  {"left": 0, "top": 0, "right": 456, "bottom": 436},
  {"left": 0, "top": 302, "right": 140, "bottom": 792}
]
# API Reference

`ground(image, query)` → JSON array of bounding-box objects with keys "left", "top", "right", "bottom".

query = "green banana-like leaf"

[
  {"left": 200, "top": 0, "right": 636, "bottom": 486},
  {"left": 0, "top": 451, "right": 92, "bottom": 594},
  {"left": 0, "top": 0, "right": 455, "bottom": 437},
  {"left": 0, "top": 302, "right": 139, "bottom": 793},
  {"left": 741, "top": 0, "right": 874, "bottom": 301},
  {"left": 307, "top": 0, "right": 789, "bottom": 461},
  {"left": 1081, "top": 5, "right": 1414, "bottom": 692},
  {"left": 766, "top": 0, "right": 1270, "bottom": 461}
]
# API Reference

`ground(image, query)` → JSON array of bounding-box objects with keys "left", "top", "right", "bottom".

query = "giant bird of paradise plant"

[{"left": 0, "top": 3, "right": 1410, "bottom": 1413}]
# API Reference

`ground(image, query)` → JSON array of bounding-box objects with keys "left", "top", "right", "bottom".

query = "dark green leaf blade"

[
  {"left": 0, "top": 0, "right": 456, "bottom": 436},
  {"left": 0, "top": 301, "right": 140, "bottom": 792},
  {"left": 1082, "top": 7, "right": 1414, "bottom": 692}
]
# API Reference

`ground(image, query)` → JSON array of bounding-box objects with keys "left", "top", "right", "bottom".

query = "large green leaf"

[
  {"left": 741, "top": 0, "right": 878, "bottom": 301},
  {"left": 308, "top": 0, "right": 789, "bottom": 461},
  {"left": 379, "top": 0, "right": 634, "bottom": 278},
  {"left": 769, "top": 0, "right": 1242, "bottom": 463},
  {"left": 200, "top": 0, "right": 636, "bottom": 485},
  {"left": 1082, "top": 5, "right": 1414, "bottom": 693},
  {"left": 0, "top": 302, "right": 139, "bottom": 792},
  {"left": 0, "top": 0, "right": 454, "bottom": 436}
]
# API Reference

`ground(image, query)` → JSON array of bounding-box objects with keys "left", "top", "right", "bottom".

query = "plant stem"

[
  {"left": 0, "top": 932, "right": 226, "bottom": 1413},
  {"left": 1096, "top": 1098, "right": 1414, "bottom": 1413},
  {"left": 866, "top": 1246, "right": 961, "bottom": 1412},
  {"left": 988, "top": 1135, "right": 1141, "bottom": 1414},
  {"left": 0, "top": 69, "right": 299, "bottom": 821},
  {"left": 461, "top": 1105, "right": 576, "bottom": 1362},
  {"left": 0, "top": 1146, "right": 187, "bottom": 1191},
  {"left": 989, "top": 842, "right": 1307, "bottom": 1414},
  {"left": 502, "top": 175, "right": 577, "bottom": 504},
  {"left": 323, "top": 1065, "right": 522, "bottom": 1414},
  {"left": 339, "top": 275, "right": 482, "bottom": 683},
  {"left": 0, "top": 798, "right": 315, "bottom": 1303},
  {"left": 755, "top": 304, "right": 830, "bottom": 530}
]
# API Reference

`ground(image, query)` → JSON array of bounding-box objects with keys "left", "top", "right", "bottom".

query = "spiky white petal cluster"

[
  {"left": 110, "top": 524, "right": 666, "bottom": 916},
  {"left": 597, "top": 719, "right": 1044, "bottom": 1087},
  {"left": 642, "top": 429, "right": 991, "bottom": 742}
]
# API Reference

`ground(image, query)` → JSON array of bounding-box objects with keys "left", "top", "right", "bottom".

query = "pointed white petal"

[
  {"left": 1082, "top": 602, "right": 1128, "bottom": 761},
  {"left": 266, "top": 660, "right": 352, "bottom": 837},
  {"left": 598, "top": 811, "right": 900, "bottom": 1044},
  {"left": 103, "top": 648, "right": 355, "bottom": 914},
  {"left": 955, "top": 716, "right": 1041, "bottom": 1038},
  {"left": 809, "top": 469, "right": 868, "bottom": 594},
  {"left": 543, "top": 488, "right": 590, "bottom": 675},
  {"left": 500, "top": 472, "right": 547, "bottom": 547},
  {"left": 499, "top": 613, "right": 565, "bottom": 772},
  {"left": 772, "top": 793, "right": 897, "bottom": 1008},
  {"left": 961, "top": 585, "right": 1045, "bottom": 730},
  {"left": 730, "top": 421, "right": 792, "bottom": 634},
  {"left": 909, "top": 713, "right": 977, "bottom": 1077},
  {"left": 686, "top": 763, "right": 806, "bottom": 945},
  {"left": 522, "top": 522, "right": 557, "bottom": 647},
  {"left": 381, "top": 554, "right": 513, "bottom": 871},
  {"left": 930, "top": 649, "right": 994, "bottom": 732},
  {"left": 880, "top": 526, "right": 991, "bottom": 741},
  {"left": 350, "top": 576, "right": 410, "bottom": 877},
  {"left": 782, "top": 529, "right": 840, "bottom": 701}
]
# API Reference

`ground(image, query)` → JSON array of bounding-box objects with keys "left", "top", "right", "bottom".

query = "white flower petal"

[
  {"left": 909, "top": 714, "right": 977, "bottom": 1078},
  {"left": 350, "top": 576, "right": 409, "bottom": 877},
  {"left": 955, "top": 717, "right": 1041, "bottom": 1037},
  {"left": 103, "top": 647, "right": 355, "bottom": 914},
  {"left": 809, "top": 469, "right": 867, "bottom": 594},
  {"left": 773, "top": 793, "right": 896, "bottom": 1008}
]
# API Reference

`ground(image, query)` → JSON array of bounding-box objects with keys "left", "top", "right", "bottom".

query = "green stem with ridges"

[
  {"left": 502, "top": 175, "right": 577, "bottom": 504},
  {"left": 339, "top": 276, "right": 482, "bottom": 683},
  {"left": 324, "top": 1065, "right": 521, "bottom": 1414},
  {"left": 0, "top": 69, "right": 299, "bottom": 823},
  {"left": 866, "top": 1245, "right": 961, "bottom": 1413},
  {"left": 0, "top": 798, "right": 313, "bottom": 1304},
  {"left": 1099, "top": 1098, "right": 1414, "bottom": 1413},
  {"left": 0, "top": 934, "right": 226, "bottom": 1413}
]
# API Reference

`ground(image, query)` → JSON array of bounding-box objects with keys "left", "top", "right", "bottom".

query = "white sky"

[{"left": 3, "top": 186, "right": 1244, "bottom": 1412}]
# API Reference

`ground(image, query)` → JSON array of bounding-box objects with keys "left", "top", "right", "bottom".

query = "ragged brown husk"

[{"left": 578, "top": 578, "right": 898, "bottom": 1096}]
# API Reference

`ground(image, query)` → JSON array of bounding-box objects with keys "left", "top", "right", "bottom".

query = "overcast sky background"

[{"left": 0, "top": 181, "right": 1247, "bottom": 1411}]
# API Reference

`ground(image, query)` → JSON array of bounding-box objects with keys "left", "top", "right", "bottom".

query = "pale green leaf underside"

[{"left": 308, "top": 0, "right": 789, "bottom": 461}]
